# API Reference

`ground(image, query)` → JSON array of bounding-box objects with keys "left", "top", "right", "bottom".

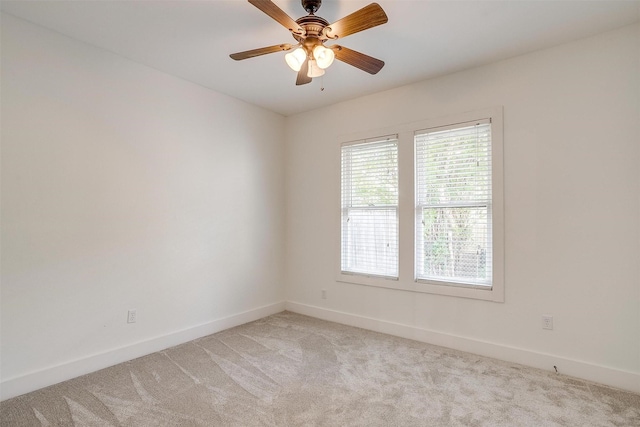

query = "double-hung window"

[
  {"left": 415, "top": 119, "right": 493, "bottom": 288},
  {"left": 341, "top": 136, "right": 398, "bottom": 278},
  {"left": 338, "top": 108, "right": 503, "bottom": 301}
]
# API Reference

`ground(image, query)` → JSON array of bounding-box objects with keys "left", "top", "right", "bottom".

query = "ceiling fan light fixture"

[
  {"left": 285, "top": 47, "right": 307, "bottom": 71},
  {"left": 307, "top": 59, "right": 325, "bottom": 78},
  {"left": 313, "top": 45, "right": 335, "bottom": 69}
]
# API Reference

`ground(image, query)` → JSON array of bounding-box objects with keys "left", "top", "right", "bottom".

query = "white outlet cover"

[{"left": 542, "top": 315, "right": 553, "bottom": 330}]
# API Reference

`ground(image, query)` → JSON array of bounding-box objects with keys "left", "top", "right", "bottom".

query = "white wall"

[
  {"left": 284, "top": 24, "right": 640, "bottom": 392},
  {"left": 1, "top": 14, "right": 286, "bottom": 399}
]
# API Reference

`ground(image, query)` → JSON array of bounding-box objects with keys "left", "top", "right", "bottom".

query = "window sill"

[{"left": 336, "top": 273, "right": 504, "bottom": 302}]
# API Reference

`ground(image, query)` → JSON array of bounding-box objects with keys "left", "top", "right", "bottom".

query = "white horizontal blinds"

[
  {"left": 415, "top": 120, "right": 492, "bottom": 286},
  {"left": 341, "top": 136, "right": 399, "bottom": 278}
]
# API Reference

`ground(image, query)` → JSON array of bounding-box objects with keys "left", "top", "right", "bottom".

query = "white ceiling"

[{"left": 2, "top": 0, "right": 639, "bottom": 116}]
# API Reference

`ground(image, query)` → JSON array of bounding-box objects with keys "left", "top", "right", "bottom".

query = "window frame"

[
  {"left": 336, "top": 107, "right": 504, "bottom": 302},
  {"left": 340, "top": 136, "right": 400, "bottom": 280},
  {"left": 415, "top": 118, "right": 494, "bottom": 288}
]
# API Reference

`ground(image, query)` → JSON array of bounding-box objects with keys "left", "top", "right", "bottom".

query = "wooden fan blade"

[
  {"left": 248, "top": 0, "right": 304, "bottom": 35},
  {"left": 324, "top": 3, "right": 388, "bottom": 40},
  {"left": 296, "top": 59, "right": 312, "bottom": 85},
  {"left": 330, "top": 45, "right": 384, "bottom": 74},
  {"left": 230, "top": 44, "right": 293, "bottom": 60}
]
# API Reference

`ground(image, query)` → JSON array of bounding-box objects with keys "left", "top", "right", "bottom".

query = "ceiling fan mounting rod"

[{"left": 301, "top": 0, "right": 322, "bottom": 14}]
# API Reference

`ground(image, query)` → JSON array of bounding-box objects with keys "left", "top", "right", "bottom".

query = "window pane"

[
  {"left": 416, "top": 123, "right": 491, "bottom": 206},
  {"left": 342, "top": 208, "right": 398, "bottom": 277},
  {"left": 343, "top": 141, "right": 398, "bottom": 207},
  {"left": 417, "top": 206, "right": 491, "bottom": 285}
]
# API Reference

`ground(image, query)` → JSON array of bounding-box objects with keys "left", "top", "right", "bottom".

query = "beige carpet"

[{"left": 1, "top": 311, "right": 639, "bottom": 426}]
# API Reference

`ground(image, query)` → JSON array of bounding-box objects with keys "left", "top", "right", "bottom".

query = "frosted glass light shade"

[
  {"left": 313, "top": 45, "right": 335, "bottom": 69},
  {"left": 307, "top": 59, "right": 325, "bottom": 78},
  {"left": 285, "top": 48, "right": 307, "bottom": 71}
]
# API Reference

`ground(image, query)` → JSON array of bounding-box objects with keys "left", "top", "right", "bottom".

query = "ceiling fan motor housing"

[
  {"left": 294, "top": 14, "right": 330, "bottom": 57},
  {"left": 295, "top": 15, "right": 329, "bottom": 39}
]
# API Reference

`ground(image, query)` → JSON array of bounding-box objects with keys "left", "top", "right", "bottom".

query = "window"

[
  {"left": 337, "top": 107, "right": 503, "bottom": 301},
  {"left": 415, "top": 120, "right": 493, "bottom": 288},
  {"left": 341, "top": 136, "right": 398, "bottom": 278}
]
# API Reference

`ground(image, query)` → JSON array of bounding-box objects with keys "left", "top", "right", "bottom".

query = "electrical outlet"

[
  {"left": 542, "top": 315, "right": 553, "bottom": 330},
  {"left": 127, "top": 309, "right": 137, "bottom": 324},
  {"left": 322, "top": 289, "right": 327, "bottom": 299}
]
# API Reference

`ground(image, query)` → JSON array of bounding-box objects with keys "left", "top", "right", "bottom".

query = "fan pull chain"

[{"left": 320, "top": 74, "right": 325, "bottom": 91}]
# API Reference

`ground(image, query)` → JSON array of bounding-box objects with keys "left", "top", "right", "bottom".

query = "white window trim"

[{"left": 336, "top": 107, "right": 504, "bottom": 303}]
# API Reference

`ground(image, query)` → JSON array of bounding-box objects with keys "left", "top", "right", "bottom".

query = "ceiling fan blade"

[
  {"left": 296, "top": 60, "right": 312, "bottom": 85},
  {"left": 330, "top": 45, "right": 385, "bottom": 74},
  {"left": 324, "top": 3, "right": 388, "bottom": 40},
  {"left": 230, "top": 44, "right": 294, "bottom": 60},
  {"left": 248, "top": 0, "right": 304, "bottom": 35}
]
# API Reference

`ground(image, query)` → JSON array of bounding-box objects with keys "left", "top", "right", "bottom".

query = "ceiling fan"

[{"left": 230, "top": 0, "right": 388, "bottom": 85}]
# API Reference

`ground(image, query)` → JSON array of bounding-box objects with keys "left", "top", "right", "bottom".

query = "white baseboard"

[
  {"left": 285, "top": 301, "right": 640, "bottom": 394},
  {"left": 0, "top": 301, "right": 286, "bottom": 401},
  {"left": 3, "top": 300, "right": 638, "bottom": 401}
]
